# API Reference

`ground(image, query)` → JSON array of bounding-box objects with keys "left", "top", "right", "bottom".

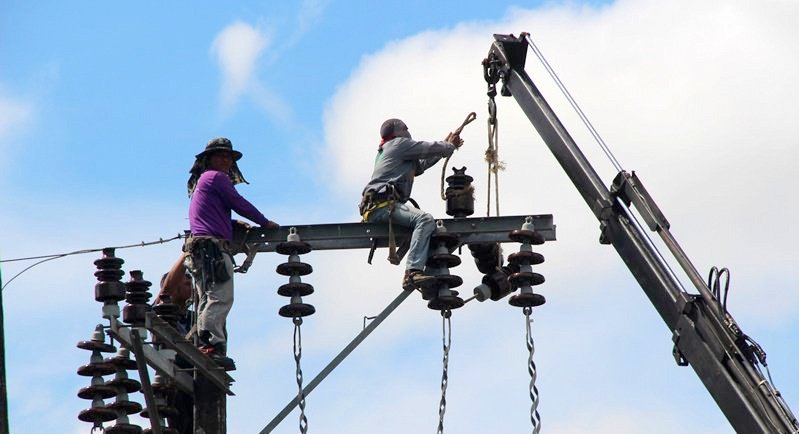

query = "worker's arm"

[
  {"left": 155, "top": 253, "right": 192, "bottom": 308},
  {"left": 213, "top": 172, "right": 275, "bottom": 227}
]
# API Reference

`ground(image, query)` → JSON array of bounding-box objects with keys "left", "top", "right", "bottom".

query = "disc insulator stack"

[
  {"left": 76, "top": 325, "right": 119, "bottom": 431},
  {"left": 103, "top": 348, "right": 143, "bottom": 434},
  {"left": 94, "top": 248, "right": 127, "bottom": 320},
  {"left": 507, "top": 217, "right": 546, "bottom": 308},
  {"left": 423, "top": 221, "right": 465, "bottom": 311},
  {"left": 123, "top": 271, "right": 153, "bottom": 327},
  {"left": 275, "top": 227, "right": 315, "bottom": 318}
]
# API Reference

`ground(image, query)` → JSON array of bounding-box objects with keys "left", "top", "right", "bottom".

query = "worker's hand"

[
  {"left": 233, "top": 220, "right": 251, "bottom": 230},
  {"left": 446, "top": 132, "right": 464, "bottom": 148},
  {"left": 263, "top": 220, "right": 280, "bottom": 230}
]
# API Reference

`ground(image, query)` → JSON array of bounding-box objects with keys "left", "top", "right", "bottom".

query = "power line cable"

[{"left": 1, "top": 234, "right": 184, "bottom": 291}]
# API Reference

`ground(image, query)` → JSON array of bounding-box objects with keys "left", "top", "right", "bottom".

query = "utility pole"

[{"left": 1, "top": 265, "right": 9, "bottom": 434}]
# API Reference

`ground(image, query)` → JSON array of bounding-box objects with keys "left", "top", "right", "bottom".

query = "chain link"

[
  {"left": 437, "top": 310, "right": 452, "bottom": 434},
  {"left": 293, "top": 317, "right": 309, "bottom": 434},
  {"left": 524, "top": 307, "right": 541, "bottom": 434}
]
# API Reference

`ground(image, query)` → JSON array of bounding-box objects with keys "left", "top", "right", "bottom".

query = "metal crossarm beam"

[
  {"left": 240, "top": 214, "right": 556, "bottom": 252},
  {"left": 106, "top": 317, "right": 194, "bottom": 394},
  {"left": 145, "top": 313, "right": 235, "bottom": 396}
]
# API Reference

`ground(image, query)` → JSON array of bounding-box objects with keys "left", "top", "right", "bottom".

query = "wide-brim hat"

[{"left": 195, "top": 137, "right": 243, "bottom": 161}]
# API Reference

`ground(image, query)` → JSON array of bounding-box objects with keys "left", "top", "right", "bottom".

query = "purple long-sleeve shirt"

[{"left": 189, "top": 170, "right": 270, "bottom": 241}]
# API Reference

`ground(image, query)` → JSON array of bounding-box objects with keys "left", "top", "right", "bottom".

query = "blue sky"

[{"left": 2, "top": 0, "right": 799, "bottom": 433}]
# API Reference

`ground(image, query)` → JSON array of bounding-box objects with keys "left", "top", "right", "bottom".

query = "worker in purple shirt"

[{"left": 184, "top": 137, "right": 279, "bottom": 370}]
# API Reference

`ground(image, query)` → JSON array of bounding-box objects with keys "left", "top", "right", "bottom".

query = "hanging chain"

[
  {"left": 524, "top": 307, "right": 541, "bottom": 434},
  {"left": 486, "top": 96, "right": 503, "bottom": 217},
  {"left": 437, "top": 310, "right": 452, "bottom": 434},
  {"left": 293, "top": 317, "right": 309, "bottom": 434}
]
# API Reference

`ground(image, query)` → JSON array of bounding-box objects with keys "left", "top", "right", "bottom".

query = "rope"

[
  {"left": 1, "top": 233, "right": 185, "bottom": 291},
  {"left": 486, "top": 97, "right": 504, "bottom": 217},
  {"left": 440, "top": 112, "right": 477, "bottom": 201},
  {"left": 293, "top": 317, "right": 309, "bottom": 434},
  {"left": 524, "top": 307, "right": 541, "bottom": 434},
  {"left": 437, "top": 310, "right": 452, "bottom": 434}
]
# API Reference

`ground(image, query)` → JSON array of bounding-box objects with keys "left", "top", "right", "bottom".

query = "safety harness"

[{"left": 360, "top": 184, "right": 401, "bottom": 265}]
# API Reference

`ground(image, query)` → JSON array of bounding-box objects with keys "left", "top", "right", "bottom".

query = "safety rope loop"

[
  {"left": 523, "top": 307, "right": 541, "bottom": 434},
  {"left": 293, "top": 317, "right": 309, "bottom": 434},
  {"left": 486, "top": 95, "right": 503, "bottom": 217},
  {"left": 437, "top": 309, "right": 452, "bottom": 434}
]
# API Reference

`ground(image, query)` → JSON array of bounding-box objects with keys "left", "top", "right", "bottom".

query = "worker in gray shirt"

[{"left": 359, "top": 118, "right": 463, "bottom": 290}]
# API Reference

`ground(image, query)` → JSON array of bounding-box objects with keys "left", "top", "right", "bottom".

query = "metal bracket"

[
  {"left": 145, "top": 313, "right": 235, "bottom": 396},
  {"left": 610, "top": 171, "right": 670, "bottom": 232},
  {"left": 107, "top": 317, "right": 194, "bottom": 394}
]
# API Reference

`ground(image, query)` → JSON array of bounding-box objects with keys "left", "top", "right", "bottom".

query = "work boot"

[
  {"left": 199, "top": 344, "right": 237, "bottom": 371},
  {"left": 402, "top": 269, "right": 433, "bottom": 291}
]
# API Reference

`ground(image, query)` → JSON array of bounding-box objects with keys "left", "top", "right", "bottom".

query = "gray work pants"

[
  {"left": 185, "top": 252, "right": 234, "bottom": 348},
  {"left": 366, "top": 201, "right": 435, "bottom": 271}
]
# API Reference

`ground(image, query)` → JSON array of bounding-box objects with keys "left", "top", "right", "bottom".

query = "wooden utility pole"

[{"left": 1, "top": 266, "right": 9, "bottom": 434}]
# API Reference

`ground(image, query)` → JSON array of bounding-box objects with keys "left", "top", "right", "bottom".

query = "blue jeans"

[{"left": 366, "top": 201, "right": 435, "bottom": 271}]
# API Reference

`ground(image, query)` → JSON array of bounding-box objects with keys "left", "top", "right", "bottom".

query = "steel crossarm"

[{"left": 240, "top": 214, "right": 556, "bottom": 252}]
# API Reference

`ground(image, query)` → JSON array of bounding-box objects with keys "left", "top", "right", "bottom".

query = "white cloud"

[
  {"left": 312, "top": 0, "right": 799, "bottom": 432},
  {"left": 211, "top": 21, "right": 270, "bottom": 111}
]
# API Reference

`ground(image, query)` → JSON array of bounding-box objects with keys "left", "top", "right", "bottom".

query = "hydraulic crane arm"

[{"left": 485, "top": 33, "right": 798, "bottom": 433}]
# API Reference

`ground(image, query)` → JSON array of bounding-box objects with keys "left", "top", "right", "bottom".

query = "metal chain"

[
  {"left": 293, "top": 317, "right": 309, "bottom": 434},
  {"left": 437, "top": 310, "right": 452, "bottom": 434},
  {"left": 524, "top": 307, "right": 541, "bottom": 434}
]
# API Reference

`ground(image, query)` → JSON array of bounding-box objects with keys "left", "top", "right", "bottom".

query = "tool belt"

[{"left": 183, "top": 236, "right": 232, "bottom": 284}]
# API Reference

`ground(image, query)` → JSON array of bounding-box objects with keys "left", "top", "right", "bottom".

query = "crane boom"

[{"left": 485, "top": 33, "right": 797, "bottom": 433}]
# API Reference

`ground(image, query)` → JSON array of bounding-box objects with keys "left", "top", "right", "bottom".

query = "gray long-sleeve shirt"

[{"left": 362, "top": 137, "right": 456, "bottom": 202}]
